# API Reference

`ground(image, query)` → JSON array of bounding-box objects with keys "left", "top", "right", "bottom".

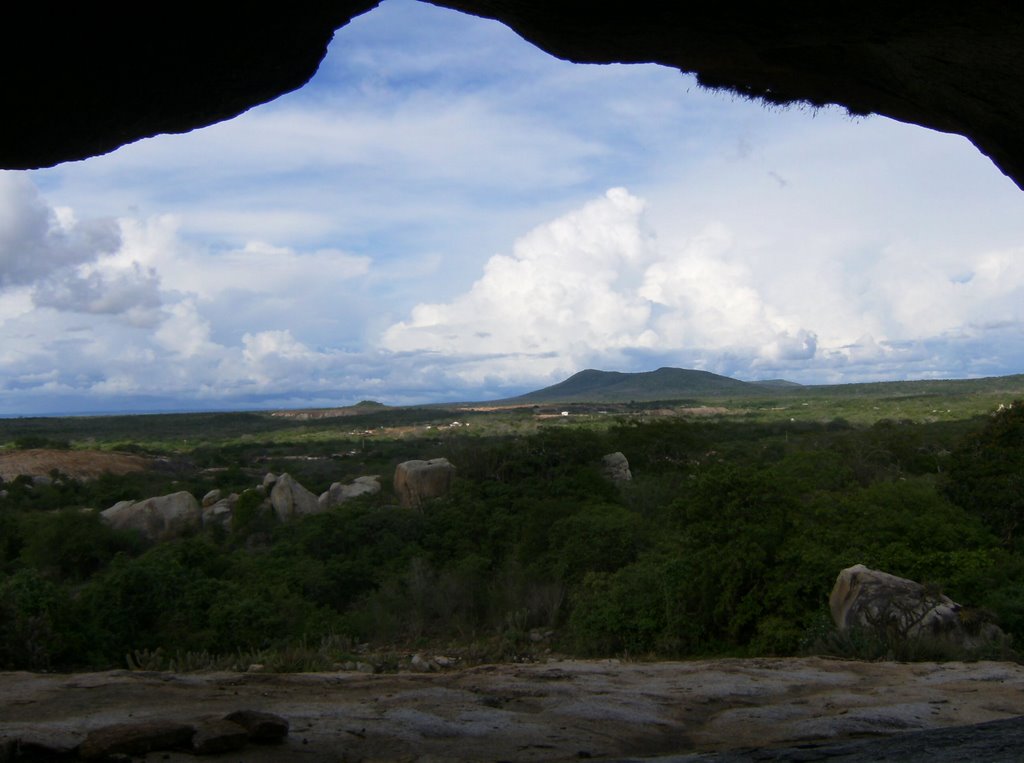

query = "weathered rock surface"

[
  {"left": 830, "top": 564, "right": 1007, "bottom": 652},
  {"left": 667, "top": 716, "right": 1024, "bottom": 762},
  {"left": 191, "top": 718, "right": 250, "bottom": 754},
  {"left": 223, "top": 709, "right": 290, "bottom": 743},
  {"left": 0, "top": 729, "right": 79, "bottom": 760},
  {"left": 201, "top": 488, "right": 222, "bottom": 508},
  {"left": 269, "top": 473, "right": 321, "bottom": 521},
  {"left": 394, "top": 458, "right": 456, "bottom": 508},
  {"left": 602, "top": 451, "right": 632, "bottom": 483},
  {"left": 319, "top": 475, "right": 381, "bottom": 509},
  {"left": 100, "top": 491, "right": 202, "bottom": 542},
  {"left": 201, "top": 493, "right": 238, "bottom": 528},
  {"left": 79, "top": 719, "right": 195, "bottom": 759},
  {"left": 4, "top": 659, "right": 1024, "bottom": 761}
]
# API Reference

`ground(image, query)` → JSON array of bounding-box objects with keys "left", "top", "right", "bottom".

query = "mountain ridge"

[
  {"left": 502, "top": 367, "right": 771, "bottom": 404},
  {"left": 497, "top": 367, "right": 1024, "bottom": 404}
]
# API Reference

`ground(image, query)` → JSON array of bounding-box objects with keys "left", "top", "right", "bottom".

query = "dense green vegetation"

[{"left": 2, "top": 395, "right": 1024, "bottom": 672}]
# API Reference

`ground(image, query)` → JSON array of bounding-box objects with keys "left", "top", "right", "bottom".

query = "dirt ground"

[
  {"left": 4, "top": 657, "right": 1024, "bottom": 761},
  {"left": 0, "top": 448, "right": 151, "bottom": 482}
]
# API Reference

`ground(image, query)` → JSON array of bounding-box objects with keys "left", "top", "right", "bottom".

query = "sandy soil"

[
  {"left": 3, "top": 657, "right": 1024, "bottom": 761},
  {"left": 0, "top": 448, "right": 151, "bottom": 481}
]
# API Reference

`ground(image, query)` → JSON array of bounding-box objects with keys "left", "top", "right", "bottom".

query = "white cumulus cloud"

[
  {"left": 383, "top": 188, "right": 658, "bottom": 364},
  {"left": 382, "top": 188, "right": 818, "bottom": 383},
  {"left": 381, "top": 183, "right": 1024, "bottom": 391}
]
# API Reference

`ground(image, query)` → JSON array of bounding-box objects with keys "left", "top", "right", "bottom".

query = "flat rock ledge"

[
  {"left": 1, "top": 709, "right": 287, "bottom": 761},
  {"left": 659, "top": 716, "right": 1024, "bottom": 762},
  {"left": 3, "top": 658, "right": 1024, "bottom": 761}
]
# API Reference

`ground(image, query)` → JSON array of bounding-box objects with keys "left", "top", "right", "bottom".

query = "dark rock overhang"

[
  {"left": 3, "top": 2, "right": 1022, "bottom": 191},
  {"left": 1, "top": 2, "right": 379, "bottom": 170}
]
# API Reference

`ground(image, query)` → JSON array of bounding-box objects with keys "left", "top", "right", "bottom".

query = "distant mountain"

[
  {"left": 504, "top": 367, "right": 768, "bottom": 403},
  {"left": 751, "top": 378, "right": 804, "bottom": 389},
  {"left": 502, "top": 369, "right": 1024, "bottom": 405}
]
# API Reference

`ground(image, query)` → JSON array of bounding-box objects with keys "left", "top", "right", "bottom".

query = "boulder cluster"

[
  {"left": 97, "top": 458, "right": 464, "bottom": 542},
  {"left": 99, "top": 471, "right": 384, "bottom": 542},
  {"left": 94, "top": 451, "right": 634, "bottom": 542}
]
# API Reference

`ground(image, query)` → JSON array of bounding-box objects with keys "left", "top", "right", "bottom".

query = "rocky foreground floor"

[{"left": 4, "top": 657, "right": 1024, "bottom": 761}]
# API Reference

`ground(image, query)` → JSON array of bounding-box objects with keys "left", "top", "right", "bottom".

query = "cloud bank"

[
  {"left": 383, "top": 187, "right": 1024, "bottom": 388},
  {"left": 0, "top": 174, "right": 388, "bottom": 414}
]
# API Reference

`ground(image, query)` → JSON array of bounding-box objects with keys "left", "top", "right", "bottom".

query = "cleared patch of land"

[{"left": 0, "top": 448, "right": 150, "bottom": 481}]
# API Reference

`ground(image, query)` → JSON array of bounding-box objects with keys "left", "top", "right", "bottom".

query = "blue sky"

[{"left": 2, "top": 0, "right": 1024, "bottom": 414}]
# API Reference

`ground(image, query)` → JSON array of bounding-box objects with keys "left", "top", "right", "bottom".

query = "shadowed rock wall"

[
  {"left": 1, "top": 3, "right": 379, "bottom": 169},
  {"left": 2, "top": 3, "right": 1022, "bottom": 191},
  {"left": 432, "top": 2, "right": 1024, "bottom": 191}
]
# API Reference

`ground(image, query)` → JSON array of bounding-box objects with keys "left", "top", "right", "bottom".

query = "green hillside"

[
  {"left": 504, "top": 367, "right": 763, "bottom": 403},
  {"left": 796, "top": 374, "right": 1024, "bottom": 399},
  {"left": 499, "top": 368, "right": 1024, "bottom": 406},
  {"left": 751, "top": 378, "right": 805, "bottom": 389}
]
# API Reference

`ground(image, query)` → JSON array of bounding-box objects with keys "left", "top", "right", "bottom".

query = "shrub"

[
  {"left": 0, "top": 569, "right": 72, "bottom": 669},
  {"left": 18, "top": 508, "right": 141, "bottom": 580}
]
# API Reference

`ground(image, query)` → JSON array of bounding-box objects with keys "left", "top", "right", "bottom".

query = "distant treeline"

[{"left": 0, "top": 407, "right": 491, "bottom": 449}]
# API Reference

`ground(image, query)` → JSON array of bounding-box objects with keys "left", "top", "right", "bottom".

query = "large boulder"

[
  {"left": 319, "top": 476, "right": 381, "bottom": 510},
  {"left": 202, "top": 493, "right": 238, "bottom": 528},
  {"left": 830, "top": 564, "right": 1007, "bottom": 653},
  {"left": 601, "top": 452, "right": 632, "bottom": 483},
  {"left": 269, "top": 473, "right": 321, "bottom": 521},
  {"left": 100, "top": 491, "right": 202, "bottom": 541},
  {"left": 393, "top": 459, "right": 456, "bottom": 509}
]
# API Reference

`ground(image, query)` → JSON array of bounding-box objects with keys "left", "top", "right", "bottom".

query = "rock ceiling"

[{"left": 3, "top": 3, "right": 1022, "bottom": 191}]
